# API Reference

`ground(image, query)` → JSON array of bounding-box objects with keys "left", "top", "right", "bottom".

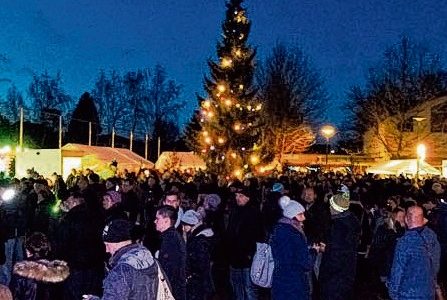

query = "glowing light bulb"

[
  {"left": 225, "top": 99, "right": 232, "bottom": 106},
  {"left": 210, "top": 145, "right": 216, "bottom": 150},
  {"left": 208, "top": 111, "right": 214, "bottom": 118},
  {"left": 234, "top": 123, "right": 241, "bottom": 131},
  {"left": 202, "top": 131, "right": 209, "bottom": 136},
  {"left": 239, "top": 84, "right": 244, "bottom": 90},
  {"left": 250, "top": 154, "right": 260, "bottom": 165},
  {"left": 203, "top": 100, "right": 211, "bottom": 108},
  {"left": 205, "top": 137, "right": 212, "bottom": 144},
  {"left": 243, "top": 164, "right": 249, "bottom": 169},
  {"left": 221, "top": 57, "right": 232, "bottom": 68},
  {"left": 246, "top": 105, "right": 252, "bottom": 110},
  {"left": 217, "top": 84, "right": 226, "bottom": 93},
  {"left": 231, "top": 153, "right": 237, "bottom": 159},
  {"left": 234, "top": 49, "right": 242, "bottom": 57},
  {"left": 234, "top": 169, "right": 242, "bottom": 177},
  {"left": 218, "top": 137, "right": 225, "bottom": 144},
  {"left": 256, "top": 104, "right": 262, "bottom": 110}
]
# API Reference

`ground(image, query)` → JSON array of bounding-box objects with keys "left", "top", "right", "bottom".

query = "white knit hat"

[
  {"left": 279, "top": 196, "right": 291, "bottom": 210},
  {"left": 283, "top": 200, "right": 305, "bottom": 219}
]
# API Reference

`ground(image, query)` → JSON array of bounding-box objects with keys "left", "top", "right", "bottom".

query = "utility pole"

[
  {"left": 111, "top": 127, "right": 115, "bottom": 148},
  {"left": 58, "top": 115, "right": 62, "bottom": 149},
  {"left": 19, "top": 107, "right": 24, "bottom": 152},
  {"left": 130, "top": 131, "right": 133, "bottom": 151},
  {"left": 88, "top": 122, "right": 92, "bottom": 146},
  {"left": 145, "top": 134, "right": 149, "bottom": 160}
]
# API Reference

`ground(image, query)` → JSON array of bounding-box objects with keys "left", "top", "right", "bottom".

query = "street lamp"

[
  {"left": 416, "top": 143, "right": 426, "bottom": 178},
  {"left": 321, "top": 125, "right": 336, "bottom": 166}
]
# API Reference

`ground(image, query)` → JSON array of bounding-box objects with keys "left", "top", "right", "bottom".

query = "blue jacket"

[
  {"left": 92, "top": 243, "right": 158, "bottom": 300},
  {"left": 387, "top": 226, "right": 441, "bottom": 300},
  {"left": 271, "top": 218, "right": 314, "bottom": 300}
]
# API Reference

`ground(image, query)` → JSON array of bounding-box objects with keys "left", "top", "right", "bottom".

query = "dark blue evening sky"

[{"left": 1, "top": 0, "right": 446, "bottom": 125}]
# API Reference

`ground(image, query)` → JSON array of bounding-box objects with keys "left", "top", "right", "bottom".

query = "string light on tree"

[{"left": 194, "top": 0, "right": 265, "bottom": 176}]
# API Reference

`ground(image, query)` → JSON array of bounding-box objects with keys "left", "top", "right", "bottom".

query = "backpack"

[
  {"left": 155, "top": 260, "right": 175, "bottom": 300},
  {"left": 250, "top": 242, "right": 274, "bottom": 288}
]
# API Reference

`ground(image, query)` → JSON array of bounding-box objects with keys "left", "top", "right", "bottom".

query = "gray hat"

[
  {"left": 205, "top": 194, "right": 221, "bottom": 211},
  {"left": 283, "top": 200, "right": 305, "bottom": 219},
  {"left": 181, "top": 210, "right": 201, "bottom": 226},
  {"left": 272, "top": 183, "right": 284, "bottom": 193}
]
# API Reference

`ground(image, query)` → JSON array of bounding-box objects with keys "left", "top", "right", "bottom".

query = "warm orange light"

[
  {"left": 202, "top": 131, "right": 209, "bottom": 136},
  {"left": 221, "top": 57, "right": 232, "bottom": 68},
  {"left": 207, "top": 111, "right": 214, "bottom": 118},
  {"left": 205, "top": 137, "right": 212, "bottom": 144},
  {"left": 321, "top": 125, "right": 336, "bottom": 139},
  {"left": 250, "top": 154, "right": 260, "bottom": 165},
  {"left": 217, "top": 84, "right": 226, "bottom": 93},
  {"left": 234, "top": 123, "right": 241, "bottom": 131},
  {"left": 231, "top": 152, "right": 237, "bottom": 159},
  {"left": 202, "top": 100, "right": 211, "bottom": 108},
  {"left": 256, "top": 104, "right": 262, "bottom": 111},
  {"left": 234, "top": 169, "right": 242, "bottom": 177},
  {"left": 225, "top": 99, "right": 232, "bottom": 106},
  {"left": 218, "top": 137, "right": 225, "bottom": 144}
]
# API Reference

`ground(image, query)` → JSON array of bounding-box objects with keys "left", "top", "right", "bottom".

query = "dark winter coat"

[
  {"left": 54, "top": 203, "right": 105, "bottom": 270},
  {"left": 159, "top": 226, "right": 186, "bottom": 300},
  {"left": 185, "top": 224, "right": 215, "bottom": 300},
  {"left": 368, "top": 221, "right": 404, "bottom": 277},
  {"left": 30, "top": 193, "right": 56, "bottom": 237},
  {"left": 319, "top": 211, "right": 361, "bottom": 300},
  {"left": 226, "top": 201, "right": 264, "bottom": 268},
  {"left": 387, "top": 226, "right": 441, "bottom": 300},
  {"left": 10, "top": 259, "right": 69, "bottom": 300},
  {"left": 1, "top": 189, "right": 31, "bottom": 239},
  {"left": 92, "top": 243, "right": 158, "bottom": 300},
  {"left": 428, "top": 202, "right": 447, "bottom": 281},
  {"left": 271, "top": 218, "right": 314, "bottom": 300},
  {"left": 303, "top": 200, "right": 331, "bottom": 244}
]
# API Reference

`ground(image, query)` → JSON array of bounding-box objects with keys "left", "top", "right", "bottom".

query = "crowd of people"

[{"left": 0, "top": 167, "right": 445, "bottom": 300}]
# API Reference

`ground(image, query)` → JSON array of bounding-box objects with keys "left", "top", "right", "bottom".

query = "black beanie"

[{"left": 103, "top": 219, "right": 133, "bottom": 243}]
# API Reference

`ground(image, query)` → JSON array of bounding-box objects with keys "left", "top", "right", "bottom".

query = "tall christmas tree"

[{"left": 196, "top": 0, "right": 264, "bottom": 176}]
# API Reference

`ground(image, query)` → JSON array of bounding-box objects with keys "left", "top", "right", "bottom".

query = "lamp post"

[
  {"left": 416, "top": 143, "right": 426, "bottom": 178},
  {"left": 413, "top": 117, "right": 426, "bottom": 179},
  {"left": 320, "top": 125, "right": 336, "bottom": 166}
]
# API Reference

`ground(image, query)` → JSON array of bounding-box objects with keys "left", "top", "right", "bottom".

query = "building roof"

[
  {"left": 62, "top": 143, "right": 154, "bottom": 170},
  {"left": 155, "top": 151, "right": 206, "bottom": 170}
]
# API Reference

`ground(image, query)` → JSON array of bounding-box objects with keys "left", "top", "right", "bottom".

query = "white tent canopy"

[{"left": 366, "top": 159, "right": 441, "bottom": 176}]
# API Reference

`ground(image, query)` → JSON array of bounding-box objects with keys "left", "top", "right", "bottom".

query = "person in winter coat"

[
  {"left": 182, "top": 209, "right": 215, "bottom": 300},
  {"left": 225, "top": 186, "right": 264, "bottom": 300},
  {"left": 84, "top": 219, "right": 158, "bottom": 300},
  {"left": 271, "top": 200, "right": 322, "bottom": 300},
  {"left": 428, "top": 197, "right": 447, "bottom": 295},
  {"left": 155, "top": 205, "right": 186, "bottom": 300},
  {"left": 10, "top": 232, "right": 69, "bottom": 300},
  {"left": 55, "top": 193, "right": 105, "bottom": 300},
  {"left": 319, "top": 191, "right": 361, "bottom": 300},
  {"left": 387, "top": 206, "right": 441, "bottom": 300}
]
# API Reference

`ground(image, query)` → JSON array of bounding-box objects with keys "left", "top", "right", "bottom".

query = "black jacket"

[
  {"left": 319, "top": 211, "right": 361, "bottom": 300},
  {"left": 54, "top": 203, "right": 105, "bottom": 270},
  {"left": 226, "top": 201, "right": 264, "bottom": 268},
  {"left": 186, "top": 224, "right": 215, "bottom": 300},
  {"left": 159, "top": 226, "right": 186, "bottom": 300}
]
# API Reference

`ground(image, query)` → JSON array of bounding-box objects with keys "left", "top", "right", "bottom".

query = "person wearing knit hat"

[
  {"left": 272, "top": 182, "right": 284, "bottom": 194},
  {"left": 83, "top": 219, "right": 158, "bottom": 300},
  {"left": 282, "top": 200, "right": 306, "bottom": 220},
  {"left": 181, "top": 210, "right": 201, "bottom": 227},
  {"left": 271, "top": 200, "right": 319, "bottom": 299},
  {"left": 181, "top": 210, "right": 215, "bottom": 299},
  {"left": 329, "top": 193, "right": 350, "bottom": 214},
  {"left": 319, "top": 189, "right": 360, "bottom": 300}
]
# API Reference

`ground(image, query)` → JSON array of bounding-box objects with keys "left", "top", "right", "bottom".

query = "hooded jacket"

[
  {"left": 10, "top": 259, "right": 69, "bottom": 300},
  {"left": 186, "top": 224, "right": 215, "bottom": 300},
  {"left": 94, "top": 243, "right": 158, "bottom": 300},
  {"left": 387, "top": 226, "right": 441, "bottom": 300}
]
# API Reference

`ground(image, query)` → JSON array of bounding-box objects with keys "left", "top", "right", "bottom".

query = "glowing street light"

[
  {"left": 320, "top": 125, "right": 336, "bottom": 166},
  {"left": 416, "top": 143, "right": 426, "bottom": 178}
]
